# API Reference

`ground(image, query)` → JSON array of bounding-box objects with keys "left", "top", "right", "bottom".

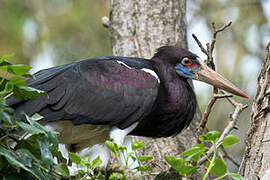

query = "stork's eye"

[{"left": 181, "top": 57, "right": 192, "bottom": 66}]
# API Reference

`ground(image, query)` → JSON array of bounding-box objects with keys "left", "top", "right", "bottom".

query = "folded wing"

[{"left": 7, "top": 57, "right": 159, "bottom": 129}]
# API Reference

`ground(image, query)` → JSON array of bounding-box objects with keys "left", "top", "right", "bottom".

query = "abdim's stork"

[{"left": 7, "top": 46, "right": 248, "bottom": 166}]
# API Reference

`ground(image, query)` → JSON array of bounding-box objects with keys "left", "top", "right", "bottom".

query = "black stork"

[{"left": 7, "top": 46, "right": 248, "bottom": 166}]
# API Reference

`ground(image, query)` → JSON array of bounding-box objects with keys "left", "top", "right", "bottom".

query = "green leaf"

[
  {"left": 54, "top": 150, "right": 67, "bottom": 164},
  {"left": 90, "top": 156, "right": 102, "bottom": 169},
  {"left": 0, "top": 111, "right": 13, "bottom": 124},
  {"left": 24, "top": 113, "right": 59, "bottom": 153},
  {"left": 136, "top": 165, "right": 149, "bottom": 172},
  {"left": 0, "top": 155, "right": 6, "bottom": 169},
  {"left": 54, "top": 163, "right": 70, "bottom": 177},
  {"left": 199, "top": 131, "right": 221, "bottom": 142},
  {"left": 132, "top": 142, "right": 145, "bottom": 151},
  {"left": 206, "top": 158, "right": 227, "bottom": 177},
  {"left": 130, "top": 154, "right": 137, "bottom": 162},
  {"left": 30, "top": 113, "right": 44, "bottom": 121},
  {"left": 105, "top": 141, "right": 119, "bottom": 155},
  {"left": 22, "top": 74, "right": 34, "bottom": 79},
  {"left": 69, "top": 152, "right": 81, "bottom": 165},
  {"left": 119, "top": 146, "right": 127, "bottom": 152},
  {"left": 182, "top": 165, "right": 199, "bottom": 177},
  {"left": 37, "top": 137, "right": 53, "bottom": 167},
  {"left": 228, "top": 173, "right": 245, "bottom": 180},
  {"left": 181, "top": 144, "right": 206, "bottom": 156},
  {"left": 12, "top": 86, "right": 46, "bottom": 100},
  {"left": 109, "top": 172, "right": 125, "bottom": 180},
  {"left": 9, "top": 77, "right": 27, "bottom": 86},
  {"left": 164, "top": 155, "right": 185, "bottom": 172},
  {"left": 137, "top": 155, "right": 153, "bottom": 162},
  {"left": 3, "top": 82, "right": 14, "bottom": 94},
  {"left": 222, "top": 135, "right": 240, "bottom": 147},
  {"left": 0, "top": 147, "right": 39, "bottom": 179},
  {"left": 183, "top": 151, "right": 203, "bottom": 162},
  {"left": 164, "top": 155, "right": 198, "bottom": 177},
  {"left": 181, "top": 144, "right": 206, "bottom": 162},
  {"left": 15, "top": 136, "right": 41, "bottom": 159},
  {"left": 0, "top": 64, "right": 31, "bottom": 75},
  {"left": 0, "top": 54, "right": 14, "bottom": 64},
  {"left": 16, "top": 149, "right": 38, "bottom": 168},
  {"left": 16, "top": 121, "right": 45, "bottom": 135},
  {"left": 78, "top": 169, "right": 86, "bottom": 177},
  {"left": 0, "top": 78, "right": 8, "bottom": 91}
]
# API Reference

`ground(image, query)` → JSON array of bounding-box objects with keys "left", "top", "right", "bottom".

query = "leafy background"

[{"left": 0, "top": 0, "right": 269, "bottom": 173}]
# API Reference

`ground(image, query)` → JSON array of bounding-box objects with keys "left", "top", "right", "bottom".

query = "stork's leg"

[
  {"left": 109, "top": 122, "right": 138, "bottom": 146},
  {"left": 79, "top": 144, "right": 111, "bottom": 166},
  {"left": 109, "top": 123, "right": 139, "bottom": 168}
]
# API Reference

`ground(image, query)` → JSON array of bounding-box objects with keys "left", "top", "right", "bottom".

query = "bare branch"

[
  {"left": 193, "top": 21, "right": 235, "bottom": 136},
  {"left": 193, "top": 21, "right": 249, "bottom": 170},
  {"left": 198, "top": 99, "right": 248, "bottom": 165},
  {"left": 197, "top": 93, "right": 232, "bottom": 137},
  {"left": 192, "top": 34, "right": 208, "bottom": 56}
]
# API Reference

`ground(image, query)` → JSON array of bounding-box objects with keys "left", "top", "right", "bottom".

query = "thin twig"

[
  {"left": 197, "top": 93, "right": 232, "bottom": 138},
  {"left": 193, "top": 21, "right": 233, "bottom": 135},
  {"left": 192, "top": 34, "right": 208, "bottom": 56},
  {"left": 210, "top": 21, "right": 232, "bottom": 56},
  {"left": 197, "top": 99, "right": 248, "bottom": 165}
]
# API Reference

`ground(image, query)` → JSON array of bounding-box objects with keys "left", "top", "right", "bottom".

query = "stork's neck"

[
  {"left": 151, "top": 60, "right": 197, "bottom": 115},
  {"left": 130, "top": 60, "right": 197, "bottom": 137}
]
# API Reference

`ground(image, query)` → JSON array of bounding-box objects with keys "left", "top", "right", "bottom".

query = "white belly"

[
  {"left": 43, "top": 120, "right": 139, "bottom": 174},
  {"left": 44, "top": 120, "right": 110, "bottom": 152}
]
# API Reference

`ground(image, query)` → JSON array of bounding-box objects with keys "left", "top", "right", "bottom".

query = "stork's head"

[{"left": 153, "top": 46, "right": 249, "bottom": 98}]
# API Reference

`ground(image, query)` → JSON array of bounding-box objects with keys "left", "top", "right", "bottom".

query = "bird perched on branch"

[{"left": 7, "top": 46, "right": 248, "bottom": 166}]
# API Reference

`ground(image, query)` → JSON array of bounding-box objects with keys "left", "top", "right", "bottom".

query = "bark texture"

[
  {"left": 108, "top": 0, "right": 201, "bottom": 179},
  {"left": 239, "top": 43, "right": 270, "bottom": 180}
]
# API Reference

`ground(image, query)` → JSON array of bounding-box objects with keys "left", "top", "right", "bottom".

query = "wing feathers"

[{"left": 8, "top": 57, "right": 159, "bottom": 129}]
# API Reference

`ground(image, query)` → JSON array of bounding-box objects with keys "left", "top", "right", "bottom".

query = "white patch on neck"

[
  {"left": 110, "top": 122, "right": 139, "bottom": 146},
  {"left": 116, "top": 61, "right": 160, "bottom": 83},
  {"left": 141, "top": 68, "right": 160, "bottom": 83},
  {"left": 116, "top": 61, "right": 132, "bottom": 69}
]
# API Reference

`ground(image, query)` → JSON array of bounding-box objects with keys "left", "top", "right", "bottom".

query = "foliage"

[
  {"left": 105, "top": 140, "right": 153, "bottom": 173},
  {"left": 164, "top": 131, "right": 244, "bottom": 180},
  {"left": 68, "top": 152, "right": 104, "bottom": 179},
  {"left": 67, "top": 140, "right": 153, "bottom": 179},
  {"left": 0, "top": 56, "right": 69, "bottom": 179}
]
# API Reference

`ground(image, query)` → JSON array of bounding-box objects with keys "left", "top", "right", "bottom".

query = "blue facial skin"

[{"left": 175, "top": 58, "right": 201, "bottom": 79}]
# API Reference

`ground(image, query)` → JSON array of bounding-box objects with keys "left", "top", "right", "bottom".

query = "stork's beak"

[{"left": 194, "top": 59, "right": 249, "bottom": 98}]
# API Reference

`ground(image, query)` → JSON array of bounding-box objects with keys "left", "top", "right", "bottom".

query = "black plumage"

[
  {"left": 8, "top": 57, "right": 158, "bottom": 129},
  {"left": 7, "top": 46, "right": 247, "bottom": 149}
]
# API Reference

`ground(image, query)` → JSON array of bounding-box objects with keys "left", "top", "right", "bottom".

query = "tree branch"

[
  {"left": 198, "top": 99, "right": 248, "bottom": 165},
  {"left": 192, "top": 21, "right": 248, "bottom": 167},
  {"left": 193, "top": 21, "right": 233, "bottom": 136},
  {"left": 197, "top": 93, "right": 232, "bottom": 136}
]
